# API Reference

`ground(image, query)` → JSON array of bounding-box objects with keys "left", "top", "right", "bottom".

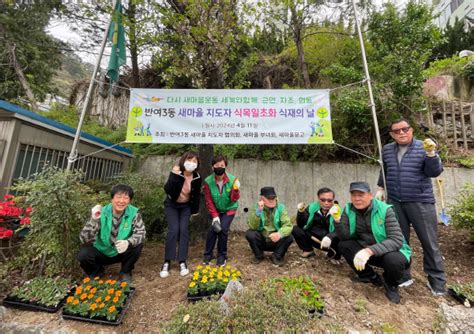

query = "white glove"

[
  {"left": 115, "top": 240, "right": 129, "bottom": 254},
  {"left": 353, "top": 248, "right": 372, "bottom": 271},
  {"left": 91, "top": 205, "right": 102, "bottom": 220},
  {"left": 423, "top": 138, "right": 437, "bottom": 157},
  {"left": 375, "top": 188, "right": 385, "bottom": 201},
  {"left": 329, "top": 204, "right": 342, "bottom": 222},
  {"left": 297, "top": 202, "right": 307, "bottom": 213},
  {"left": 320, "top": 236, "right": 332, "bottom": 249},
  {"left": 212, "top": 217, "right": 222, "bottom": 233}
]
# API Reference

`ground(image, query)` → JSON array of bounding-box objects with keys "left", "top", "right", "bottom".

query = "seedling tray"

[
  {"left": 448, "top": 288, "right": 472, "bottom": 307},
  {"left": 3, "top": 294, "right": 68, "bottom": 313},
  {"left": 62, "top": 288, "right": 135, "bottom": 326}
]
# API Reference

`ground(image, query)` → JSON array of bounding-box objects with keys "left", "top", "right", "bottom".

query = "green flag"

[{"left": 107, "top": 0, "right": 126, "bottom": 83}]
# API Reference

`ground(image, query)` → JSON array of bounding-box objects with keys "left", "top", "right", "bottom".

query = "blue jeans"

[
  {"left": 203, "top": 213, "right": 234, "bottom": 261},
  {"left": 164, "top": 200, "right": 191, "bottom": 263}
]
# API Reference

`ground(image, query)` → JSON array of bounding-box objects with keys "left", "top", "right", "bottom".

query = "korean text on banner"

[{"left": 126, "top": 89, "right": 332, "bottom": 144}]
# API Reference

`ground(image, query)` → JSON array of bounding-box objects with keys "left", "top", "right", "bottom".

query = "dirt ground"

[{"left": 2, "top": 225, "right": 473, "bottom": 333}]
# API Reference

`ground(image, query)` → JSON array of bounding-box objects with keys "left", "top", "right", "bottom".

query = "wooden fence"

[{"left": 426, "top": 100, "right": 474, "bottom": 150}]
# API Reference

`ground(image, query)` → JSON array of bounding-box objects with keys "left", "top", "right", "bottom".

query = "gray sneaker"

[
  {"left": 427, "top": 281, "right": 446, "bottom": 296},
  {"left": 119, "top": 272, "right": 133, "bottom": 284}
]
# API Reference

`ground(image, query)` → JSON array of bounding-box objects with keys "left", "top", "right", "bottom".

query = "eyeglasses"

[
  {"left": 391, "top": 126, "right": 411, "bottom": 134},
  {"left": 319, "top": 198, "right": 334, "bottom": 203}
]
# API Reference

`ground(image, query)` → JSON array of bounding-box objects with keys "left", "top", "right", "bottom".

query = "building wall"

[
  {"left": 0, "top": 119, "right": 20, "bottom": 195},
  {"left": 140, "top": 155, "right": 474, "bottom": 230},
  {"left": 434, "top": 0, "right": 473, "bottom": 28}
]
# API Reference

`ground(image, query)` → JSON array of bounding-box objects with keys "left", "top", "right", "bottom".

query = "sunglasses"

[
  {"left": 391, "top": 126, "right": 411, "bottom": 134},
  {"left": 319, "top": 198, "right": 334, "bottom": 203}
]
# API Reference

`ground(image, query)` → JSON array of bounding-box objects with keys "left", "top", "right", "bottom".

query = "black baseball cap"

[
  {"left": 349, "top": 181, "right": 371, "bottom": 193},
  {"left": 260, "top": 186, "right": 277, "bottom": 199}
]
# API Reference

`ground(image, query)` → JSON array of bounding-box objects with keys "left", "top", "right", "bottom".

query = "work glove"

[
  {"left": 353, "top": 248, "right": 372, "bottom": 271},
  {"left": 115, "top": 240, "right": 129, "bottom": 254},
  {"left": 297, "top": 202, "right": 307, "bottom": 213},
  {"left": 320, "top": 236, "right": 332, "bottom": 250},
  {"left": 212, "top": 217, "right": 222, "bottom": 233},
  {"left": 423, "top": 138, "right": 437, "bottom": 157},
  {"left": 375, "top": 188, "right": 385, "bottom": 201},
  {"left": 329, "top": 204, "right": 342, "bottom": 222},
  {"left": 233, "top": 179, "right": 240, "bottom": 190},
  {"left": 91, "top": 205, "right": 102, "bottom": 220}
]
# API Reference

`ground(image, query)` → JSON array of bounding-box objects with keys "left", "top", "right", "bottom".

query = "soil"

[{"left": 2, "top": 225, "right": 473, "bottom": 333}]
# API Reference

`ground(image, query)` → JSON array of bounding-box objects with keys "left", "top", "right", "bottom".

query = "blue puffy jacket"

[{"left": 377, "top": 139, "right": 443, "bottom": 203}]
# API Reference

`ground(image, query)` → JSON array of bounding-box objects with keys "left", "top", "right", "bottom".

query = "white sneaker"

[
  {"left": 179, "top": 262, "right": 189, "bottom": 277},
  {"left": 398, "top": 278, "right": 414, "bottom": 288},
  {"left": 159, "top": 262, "right": 170, "bottom": 278}
]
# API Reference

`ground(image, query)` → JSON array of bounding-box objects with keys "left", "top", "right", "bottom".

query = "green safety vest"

[
  {"left": 205, "top": 172, "right": 239, "bottom": 212},
  {"left": 258, "top": 203, "right": 285, "bottom": 232},
  {"left": 345, "top": 199, "right": 411, "bottom": 262},
  {"left": 304, "top": 202, "right": 335, "bottom": 232},
  {"left": 93, "top": 203, "right": 138, "bottom": 257}
]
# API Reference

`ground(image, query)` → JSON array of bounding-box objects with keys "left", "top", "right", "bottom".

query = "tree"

[
  {"left": 0, "top": 1, "right": 63, "bottom": 108},
  {"left": 431, "top": 18, "right": 474, "bottom": 60}
]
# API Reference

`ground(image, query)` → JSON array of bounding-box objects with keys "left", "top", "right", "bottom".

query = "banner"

[{"left": 126, "top": 89, "right": 333, "bottom": 144}]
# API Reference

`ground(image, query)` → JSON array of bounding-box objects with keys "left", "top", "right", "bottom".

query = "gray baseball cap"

[{"left": 349, "top": 181, "right": 371, "bottom": 193}]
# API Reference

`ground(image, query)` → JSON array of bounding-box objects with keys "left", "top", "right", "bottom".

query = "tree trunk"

[
  {"left": 9, "top": 43, "right": 40, "bottom": 112},
  {"left": 127, "top": 1, "right": 141, "bottom": 88},
  {"left": 290, "top": 7, "right": 311, "bottom": 89}
]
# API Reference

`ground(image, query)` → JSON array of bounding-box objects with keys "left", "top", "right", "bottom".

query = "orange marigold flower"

[
  {"left": 109, "top": 280, "right": 117, "bottom": 285},
  {"left": 120, "top": 282, "right": 127, "bottom": 287},
  {"left": 94, "top": 276, "right": 100, "bottom": 280},
  {"left": 113, "top": 296, "right": 119, "bottom": 303},
  {"left": 66, "top": 296, "right": 74, "bottom": 304},
  {"left": 80, "top": 293, "right": 87, "bottom": 300},
  {"left": 98, "top": 280, "right": 104, "bottom": 285},
  {"left": 105, "top": 295, "right": 111, "bottom": 301},
  {"left": 83, "top": 277, "right": 90, "bottom": 283},
  {"left": 75, "top": 287, "right": 82, "bottom": 295},
  {"left": 73, "top": 299, "right": 79, "bottom": 305},
  {"left": 108, "top": 305, "right": 116, "bottom": 313},
  {"left": 105, "top": 279, "right": 112, "bottom": 284},
  {"left": 99, "top": 303, "right": 105, "bottom": 309},
  {"left": 115, "top": 290, "right": 122, "bottom": 297},
  {"left": 108, "top": 288, "right": 115, "bottom": 294},
  {"left": 90, "top": 288, "right": 97, "bottom": 294},
  {"left": 95, "top": 296, "right": 102, "bottom": 303},
  {"left": 89, "top": 303, "right": 97, "bottom": 311},
  {"left": 87, "top": 294, "right": 94, "bottom": 300},
  {"left": 84, "top": 285, "right": 91, "bottom": 291}
]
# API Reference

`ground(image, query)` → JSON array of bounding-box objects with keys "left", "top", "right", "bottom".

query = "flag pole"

[
  {"left": 66, "top": 0, "right": 118, "bottom": 171},
  {"left": 350, "top": 0, "right": 388, "bottom": 195}
]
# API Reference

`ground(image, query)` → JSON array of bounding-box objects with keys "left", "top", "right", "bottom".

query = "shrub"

[
  {"left": 10, "top": 167, "right": 107, "bottom": 276},
  {"left": 448, "top": 183, "right": 474, "bottom": 241},
  {"left": 114, "top": 172, "right": 166, "bottom": 240},
  {"left": 163, "top": 278, "right": 324, "bottom": 332}
]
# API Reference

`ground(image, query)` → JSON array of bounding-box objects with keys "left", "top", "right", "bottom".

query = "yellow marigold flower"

[
  {"left": 90, "top": 287, "right": 97, "bottom": 294},
  {"left": 90, "top": 303, "right": 97, "bottom": 311},
  {"left": 99, "top": 303, "right": 105, "bottom": 309},
  {"left": 66, "top": 296, "right": 74, "bottom": 304},
  {"left": 209, "top": 273, "right": 214, "bottom": 278},
  {"left": 223, "top": 278, "right": 229, "bottom": 283},
  {"left": 87, "top": 294, "right": 94, "bottom": 300},
  {"left": 73, "top": 299, "right": 79, "bottom": 305},
  {"left": 120, "top": 281, "right": 127, "bottom": 288},
  {"left": 192, "top": 276, "right": 198, "bottom": 281},
  {"left": 80, "top": 293, "right": 87, "bottom": 300},
  {"left": 224, "top": 270, "right": 230, "bottom": 277},
  {"left": 115, "top": 290, "right": 122, "bottom": 297},
  {"left": 95, "top": 297, "right": 102, "bottom": 303},
  {"left": 113, "top": 296, "right": 119, "bottom": 303},
  {"left": 232, "top": 275, "right": 238, "bottom": 280},
  {"left": 94, "top": 276, "right": 100, "bottom": 280},
  {"left": 83, "top": 277, "right": 90, "bottom": 283},
  {"left": 202, "top": 269, "right": 208, "bottom": 274},
  {"left": 108, "top": 305, "right": 116, "bottom": 313},
  {"left": 201, "top": 278, "right": 208, "bottom": 283},
  {"left": 231, "top": 269, "right": 236, "bottom": 273},
  {"left": 108, "top": 288, "right": 115, "bottom": 294},
  {"left": 236, "top": 271, "right": 241, "bottom": 277},
  {"left": 210, "top": 278, "right": 214, "bottom": 282},
  {"left": 189, "top": 282, "right": 196, "bottom": 288},
  {"left": 196, "top": 265, "right": 203, "bottom": 270},
  {"left": 225, "top": 264, "right": 231, "bottom": 269},
  {"left": 105, "top": 295, "right": 111, "bottom": 301}
]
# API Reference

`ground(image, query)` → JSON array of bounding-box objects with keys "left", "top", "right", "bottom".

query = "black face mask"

[{"left": 213, "top": 167, "right": 226, "bottom": 176}]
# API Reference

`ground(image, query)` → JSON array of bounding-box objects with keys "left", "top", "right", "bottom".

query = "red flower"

[
  {"left": 20, "top": 217, "right": 30, "bottom": 225},
  {"left": 25, "top": 207, "right": 33, "bottom": 215},
  {"left": 0, "top": 227, "right": 13, "bottom": 239},
  {"left": 3, "top": 194, "right": 13, "bottom": 201}
]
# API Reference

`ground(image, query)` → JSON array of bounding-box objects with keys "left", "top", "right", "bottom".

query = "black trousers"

[
  {"left": 245, "top": 229, "right": 294, "bottom": 259},
  {"left": 77, "top": 243, "right": 143, "bottom": 276},
  {"left": 292, "top": 225, "right": 341, "bottom": 259},
  {"left": 338, "top": 240, "right": 409, "bottom": 286},
  {"left": 164, "top": 200, "right": 191, "bottom": 262},
  {"left": 203, "top": 213, "right": 235, "bottom": 261}
]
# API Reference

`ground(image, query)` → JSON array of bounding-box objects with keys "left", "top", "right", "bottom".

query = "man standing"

[
  {"left": 292, "top": 187, "right": 342, "bottom": 263},
  {"left": 334, "top": 182, "right": 411, "bottom": 304},
  {"left": 78, "top": 184, "right": 145, "bottom": 283},
  {"left": 376, "top": 118, "right": 446, "bottom": 295},
  {"left": 246, "top": 187, "right": 294, "bottom": 266}
]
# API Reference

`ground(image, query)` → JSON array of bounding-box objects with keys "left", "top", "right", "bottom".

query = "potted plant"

[
  {"left": 187, "top": 264, "right": 241, "bottom": 302},
  {"left": 3, "top": 276, "right": 74, "bottom": 312},
  {"left": 62, "top": 277, "right": 135, "bottom": 325},
  {"left": 448, "top": 282, "right": 473, "bottom": 307},
  {"left": 274, "top": 276, "right": 325, "bottom": 316}
]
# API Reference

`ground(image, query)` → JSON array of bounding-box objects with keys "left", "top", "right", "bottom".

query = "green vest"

[
  {"left": 345, "top": 199, "right": 411, "bottom": 262},
  {"left": 304, "top": 202, "right": 335, "bottom": 232},
  {"left": 93, "top": 204, "right": 138, "bottom": 257},
  {"left": 205, "top": 172, "right": 239, "bottom": 212},
  {"left": 258, "top": 203, "right": 285, "bottom": 232}
]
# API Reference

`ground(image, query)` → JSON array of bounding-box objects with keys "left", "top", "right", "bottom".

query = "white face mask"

[{"left": 184, "top": 161, "right": 197, "bottom": 172}]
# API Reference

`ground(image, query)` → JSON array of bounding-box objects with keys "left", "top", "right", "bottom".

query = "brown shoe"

[{"left": 299, "top": 251, "right": 315, "bottom": 258}]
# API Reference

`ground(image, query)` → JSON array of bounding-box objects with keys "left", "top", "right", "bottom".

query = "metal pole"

[
  {"left": 66, "top": 0, "right": 117, "bottom": 170},
  {"left": 350, "top": 0, "right": 388, "bottom": 196}
]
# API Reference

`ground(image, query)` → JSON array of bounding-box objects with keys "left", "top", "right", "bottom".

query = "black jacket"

[
  {"left": 296, "top": 208, "right": 336, "bottom": 240},
  {"left": 164, "top": 171, "right": 202, "bottom": 214}
]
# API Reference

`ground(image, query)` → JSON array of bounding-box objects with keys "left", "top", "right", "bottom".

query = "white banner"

[{"left": 126, "top": 89, "right": 333, "bottom": 144}]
